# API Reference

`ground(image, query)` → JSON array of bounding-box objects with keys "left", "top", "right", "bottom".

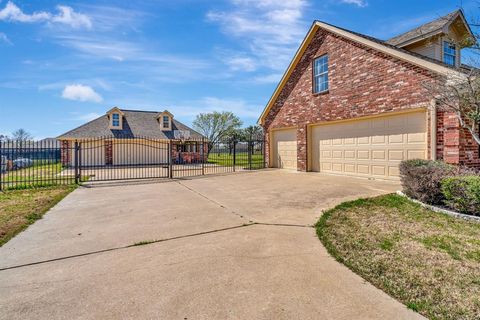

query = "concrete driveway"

[{"left": 0, "top": 170, "right": 424, "bottom": 319}]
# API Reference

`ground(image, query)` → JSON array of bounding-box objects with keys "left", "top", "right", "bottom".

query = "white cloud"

[
  {"left": 207, "top": 0, "right": 308, "bottom": 71},
  {"left": 253, "top": 73, "right": 282, "bottom": 84},
  {"left": 51, "top": 5, "right": 92, "bottom": 29},
  {"left": 0, "top": 32, "right": 12, "bottom": 45},
  {"left": 195, "top": 97, "right": 259, "bottom": 119},
  {"left": 339, "top": 0, "right": 367, "bottom": 7},
  {"left": 61, "top": 84, "right": 103, "bottom": 103},
  {"left": 0, "top": 1, "right": 91, "bottom": 29},
  {"left": 224, "top": 55, "right": 257, "bottom": 72}
]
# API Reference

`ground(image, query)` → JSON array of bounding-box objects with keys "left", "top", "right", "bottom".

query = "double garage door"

[{"left": 272, "top": 111, "right": 427, "bottom": 180}]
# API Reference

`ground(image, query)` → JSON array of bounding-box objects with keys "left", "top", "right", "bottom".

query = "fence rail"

[{"left": 0, "top": 136, "right": 265, "bottom": 190}]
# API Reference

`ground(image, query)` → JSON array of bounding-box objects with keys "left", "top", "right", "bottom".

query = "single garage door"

[
  {"left": 272, "top": 128, "right": 297, "bottom": 170},
  {"left": 310, "top": 111, "right": 427, "bottom": 180},
  {"left": 113, "top": 139, "right": 169, "bottom": 166}
]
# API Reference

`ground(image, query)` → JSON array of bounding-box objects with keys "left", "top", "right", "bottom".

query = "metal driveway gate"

[{"left": 73, "top": 136, "right": 265, "bottom": 183}]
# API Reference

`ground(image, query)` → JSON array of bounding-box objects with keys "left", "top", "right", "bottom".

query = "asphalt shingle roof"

[
  {"left": 58, "top": 109, "right": 204, "bottom": 140},
  {"left": 386, "top": 10, "right": 460, "bottom": 46}
]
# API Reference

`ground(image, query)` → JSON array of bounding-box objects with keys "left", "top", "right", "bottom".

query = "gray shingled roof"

[
  {"left": 58, "top": 109, "right": 204, "bottom": 140},
  {"left": 386, "top": 10, "right": 461, "bottom": 46}
]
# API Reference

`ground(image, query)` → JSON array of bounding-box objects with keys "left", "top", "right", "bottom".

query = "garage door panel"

[
  {"left": 407, "top": 150, "right": 426, "bottom": 159},
  {"left": 407, "top": 132, "right": 426, "bottom": 143},
  {"left": 357, "top": 150, "right": 370, "bottom": 160},
  {"left": 311, "top": 111, "right": 427, "bottom": 180},
  {"left": 272, "top": 129, "right": 297, "bottom": 170},
  {"left": 372, "top": 150, "right": 386, "bottom": 160}
]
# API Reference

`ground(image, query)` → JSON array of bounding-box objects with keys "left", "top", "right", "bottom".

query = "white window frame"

[
  {"left": 313, "top": 55, "right": 329, "bottom": 94},
  {"left": 443, "top": 41, "right": 456, "bottom": 66}
]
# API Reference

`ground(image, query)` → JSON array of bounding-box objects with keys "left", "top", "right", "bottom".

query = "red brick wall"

[{"left": 262, "top": 28, "right": 473, "bottom": 170}]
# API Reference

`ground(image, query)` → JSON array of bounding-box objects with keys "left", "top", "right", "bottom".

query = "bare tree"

[
  {"left": 422, "top": 8, "right": 480, "bottom": 145},
  {"left": 11, "top": 129, "right": 33, "bottom": 142}
]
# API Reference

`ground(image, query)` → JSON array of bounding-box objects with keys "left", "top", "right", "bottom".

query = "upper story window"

[
  {"left": 162, "top": 115, "right": 170, "bottom": 129},
  {"left": 112, "top": 113, "right": 120, "bottom": 127},
  {"left": 313, "top": 55, "right": 329, "bottom": 93},
  {"left": 443, "top": 41, "right": 456, "bottom": 66}
]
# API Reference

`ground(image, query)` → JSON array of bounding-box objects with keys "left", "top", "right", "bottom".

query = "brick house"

[
  {"left": 259, "top": 10, "right": 479, "bottom": 180},
  {"left": 58, "top": 108, "right": 206, "bottom": 167}
]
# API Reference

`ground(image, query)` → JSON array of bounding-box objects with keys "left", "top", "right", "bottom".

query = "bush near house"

[
  {"left": 400, "top": 159, "right": 480, "bottom": 215},
  {"left": 441, "top": 176, "right": 480, "bottom": 216},
  {"left": 399, "top": 159, "right": 456, "bottom": 205}
]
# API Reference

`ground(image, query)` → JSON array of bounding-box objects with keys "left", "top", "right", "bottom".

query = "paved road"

[{"left": 0, "top": 170, "right": 425, "bottom": 319}]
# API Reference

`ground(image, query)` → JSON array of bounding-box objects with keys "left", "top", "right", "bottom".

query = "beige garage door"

[
  {"left": 310, "top": 111, "right": 427, "bottom": 180},
  {"left": 114, "top": 139, "right": 169, "bottom": 166},
  {"left": 272, "top": 128, "right": 297, "bottom": 170},
  {"left": 70, "top": 140, "right": 105, "bottom": 167}
]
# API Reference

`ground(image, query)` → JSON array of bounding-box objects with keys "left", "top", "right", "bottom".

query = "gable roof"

[
  {"left": 58, "top": 109, "right": 204, "bottom": 140},
  {"left": 386, "top": 10, "right": 474, "bottom": 47},
  {"left": 258, "top": 19, "right": 467, "bottom": 125}
]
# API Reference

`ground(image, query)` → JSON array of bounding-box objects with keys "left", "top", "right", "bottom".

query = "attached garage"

[
  {"left": 271, "top": 128, "right": 298, "bottom": 170},
  {"left": 309, "top": 111, "right": 427, "bottom": 180}
]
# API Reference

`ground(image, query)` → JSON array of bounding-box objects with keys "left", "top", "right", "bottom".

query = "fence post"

[
  {"left": 262, "top": 136, "right": 266, "bottom": 169},
  {"left": 201, "top": 137, "right": 205, "bottom": 176},
  {"left": 0, "top": 140, "right": 3, "bottom": 192},
  {"left": 74, "top": 141, "right": 79, "bottom": 184},
  {"left": 168, "top": 141, "right": 173, "bottom": 179},
  {"left": 248, "top": 134, "right": 252, "bottom": 170},
  {"left": 78, "top": 142, "right": 82, "bottom": 183},
  {"left": 233, "top": 139, "right": 236, "bottom": 172}
]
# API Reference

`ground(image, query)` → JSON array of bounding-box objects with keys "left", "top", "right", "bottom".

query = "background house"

[{"left": 58, "top": 108, "right": 205, "bottom": 167}]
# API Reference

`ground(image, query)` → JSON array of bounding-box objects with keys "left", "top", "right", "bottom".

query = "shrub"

[
  {"left": 399, "top": 159, "right": 456, "bottom": 205},
  {"left": 441, "top": 176, "right": 480, "bottom": 215}
]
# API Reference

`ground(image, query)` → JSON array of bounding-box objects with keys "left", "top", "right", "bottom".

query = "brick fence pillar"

[
  {"left": 105, "top": 140, "right": 113, "bottom": 165},
  {"left": 60, "top": 140, "right": 70, "bottom": 166}
]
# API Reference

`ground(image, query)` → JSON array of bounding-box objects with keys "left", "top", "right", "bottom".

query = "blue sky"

[{"left": 0, "top": 0, "right": 477, "bottom": 139}]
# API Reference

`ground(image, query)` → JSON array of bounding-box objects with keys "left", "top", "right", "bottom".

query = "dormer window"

[
  {"left": 443, "top": 41, "right": 456, "bottom": 66},
  {"left": 107, "top": 107, "right": 124, "bottom": 130},
  {"left": 157, "top": 110, "right": 173, "bottom": 131},
  {"left": 162, "top": 115, "right": 170, "bottom": 129},
  {"left": 112, "top": 113, "right": 120, "bottom": 127}
]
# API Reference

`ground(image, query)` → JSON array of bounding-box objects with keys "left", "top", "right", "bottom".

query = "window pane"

[
  {"left": 443, "top": 41, "right": 456, "bottom": 66},
  {"left": 313, "top": 55, "right": 328, "bottom": 93}
]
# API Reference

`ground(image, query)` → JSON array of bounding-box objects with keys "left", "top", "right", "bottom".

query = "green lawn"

[
  {"left": 207, "top": 152, "right": 264, "bottom": 168},
  {"left": 1, "top": 163, "right": 75, "bottom": 190},
  {"left": 0, "top": 185, "right": 76, "bottom": 246},
  {"left": 316, "top": 194, "right": 480, "bottom": 320}
]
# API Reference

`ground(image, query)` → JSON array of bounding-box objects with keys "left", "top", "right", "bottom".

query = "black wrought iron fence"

[
  {"left": 0, "top": 139, "right": 74, "bottom": 190},
  {"left": 0, "top": 136, "right": 265, "bottom": 190}
]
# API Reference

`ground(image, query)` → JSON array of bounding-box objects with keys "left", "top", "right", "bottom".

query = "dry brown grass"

[
  {"left": 316, "top": 194, "right": 480, "bottom": 320},
  {"left": 0, "top": 186, "right": 75, "bottom": 246}
]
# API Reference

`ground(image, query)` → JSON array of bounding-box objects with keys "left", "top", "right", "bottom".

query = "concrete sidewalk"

[{"left": 0, "top": 170, "right": 424, "bottom": 319}]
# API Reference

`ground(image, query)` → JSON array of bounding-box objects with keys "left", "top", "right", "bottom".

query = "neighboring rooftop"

[
  {"left": 58, "top": 109, "right": 204, "bottom": 140},
  {"left": 386, "top": 10, "right": 471, "bottom": 47}
]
